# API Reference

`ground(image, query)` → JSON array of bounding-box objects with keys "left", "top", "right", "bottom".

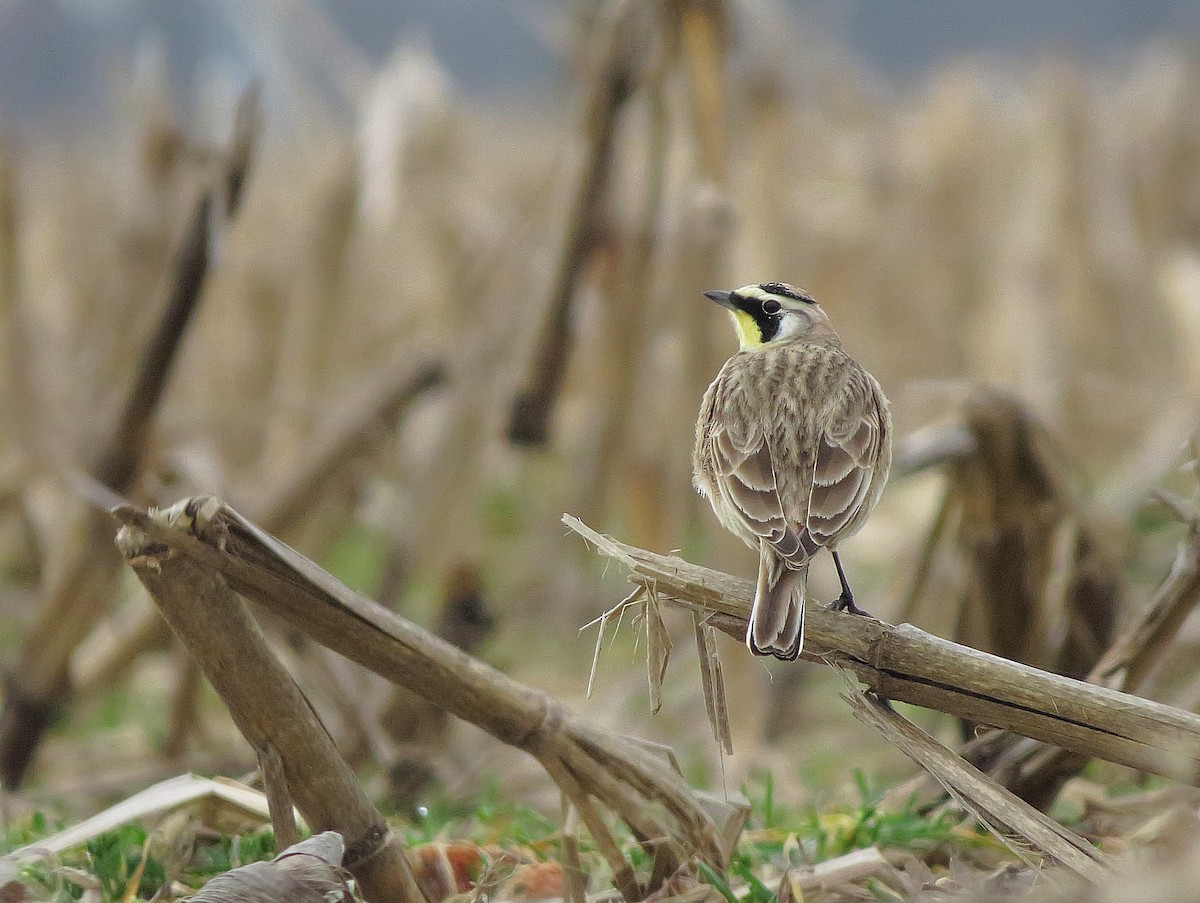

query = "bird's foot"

[{"left": 827, "top": 592, "right": 871, "bottom": 618}]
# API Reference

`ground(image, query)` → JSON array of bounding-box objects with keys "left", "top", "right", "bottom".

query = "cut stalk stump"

[
  {"left": 115, "top": 515, "right": 425, "bottom": 903},
  {"left": 111, "top": 497, "right": 735, "bottom": 903}
]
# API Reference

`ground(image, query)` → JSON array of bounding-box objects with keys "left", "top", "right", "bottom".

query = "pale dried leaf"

[
  {"left": 778, "top": 846, "right": 889, "bottom": 901},
  {"left": 187, "top": 831, "right": 359, "bottom": 902},
  {"left": 646, "top": 584, "right": 672, "bottom": 714},
  {"left": 845, "top": 687, "right": 1107, "bottom": 884},
  {"left": 585, "top": 588, "right": 643, "bottom": 698},
  {"left": 2, "top": 774, "right": 284, "bottom": 867},
  {"left": 693, "top": 612, "right": 732, "bottom": 754}
]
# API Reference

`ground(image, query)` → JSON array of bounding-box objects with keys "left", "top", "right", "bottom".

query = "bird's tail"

[{"left": 747, "top": 547, "right": 807, "bottom": 661}]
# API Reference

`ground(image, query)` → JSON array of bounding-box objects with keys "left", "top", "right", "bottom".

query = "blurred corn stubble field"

[{"left": 2, "top": 0, "right": 1200, "bottom": 859}]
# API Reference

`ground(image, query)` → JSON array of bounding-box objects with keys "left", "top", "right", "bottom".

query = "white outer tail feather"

[{"left": 747, "top": 547, "right": 807, "bottom": 661}]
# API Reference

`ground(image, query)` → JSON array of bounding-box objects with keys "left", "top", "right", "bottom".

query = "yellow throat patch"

[{"left": 728, "top": 309, "right": 764, "bottom": 350}]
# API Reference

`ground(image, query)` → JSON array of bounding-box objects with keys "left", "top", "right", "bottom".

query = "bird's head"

[{"left": 704, "top": 282, "right": 837, "bottom": 351}]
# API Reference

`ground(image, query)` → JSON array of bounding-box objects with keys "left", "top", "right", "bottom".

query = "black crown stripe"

[{"left": 758, "top": 282, "right": 814, "bottom": 304}]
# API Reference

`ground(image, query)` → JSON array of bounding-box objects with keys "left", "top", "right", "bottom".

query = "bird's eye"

[{"left": 762, "top": 299, "right": 782, "bottom": 315}]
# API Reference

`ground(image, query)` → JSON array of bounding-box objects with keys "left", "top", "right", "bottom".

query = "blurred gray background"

[{"left": 4, "top": 0, "right": 1200, "bottom": 124}]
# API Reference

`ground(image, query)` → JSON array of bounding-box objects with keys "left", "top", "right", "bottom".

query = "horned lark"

[{"left": 693, "top": 283, "right": 892, "bottom": 661}]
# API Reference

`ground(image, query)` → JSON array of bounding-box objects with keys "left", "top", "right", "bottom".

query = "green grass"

[
  {"left": 400, "top": 778, "right": 559, "bottom": 853},
  {"left": 3, "top": 769, "right": 990, "bottom": 901},
  {"left": 85, "top": 824, "right": 167, "bottom": 900},
  {"left": 5, "top": 817, "right": 278, "bottom": 902},
  {"left": 403, "top": 770, "right": 977, "bottom": 901},
  {"left": 732, "top": 771, "right": 966, "bottom": 875},
  {"left": 687, "top": 771, "right": 998, "bottom": 903}
]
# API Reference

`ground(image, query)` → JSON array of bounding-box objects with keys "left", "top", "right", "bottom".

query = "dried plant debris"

[
  {"left": 897, "top": 391, "right": 1121, "bottom": 684},
  {"left": 583, "top": 580, "right": 733, "bottom": 755},
  {"left": 111, "top": 496, "right": 726, "bottom": 899},
  {"left": 4, "top": 752, "right": 1187, "bottom": 903},
  {"left": 692, "top": 611, "right": 733, "bottom": 755},
  {"left": 186, "top": 832, "right": 360, "bottom": 903},
  {"left": 644, "top": 584, "right": 673, "bottom": 716},
  {"left": 845, "top": 689, "right": 1106, "bottom": 885},
  {"left": 2, "top": 773, "right": 286, "bottom": 870}
]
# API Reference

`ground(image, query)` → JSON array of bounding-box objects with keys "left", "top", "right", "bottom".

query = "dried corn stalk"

[
  {"left": 111, "top": 497, "right": 733, "bottom": 902},
  {"left": 116, "top": 511, "right": 425, "bottom": 903},
  {"left": 0, "top": 86, "right": 262, "bottom": 788},
  {"left": 564, "top": 515, "right": 1200, "bottom": 785},
  {"left": 900, "top": 390, "right": 1121, "bottom": 681}
]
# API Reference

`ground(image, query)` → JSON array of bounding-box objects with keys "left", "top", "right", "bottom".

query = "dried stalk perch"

[
  {"left": 110, "top": 498, "right": 729, "bottom": 902},
  {"left": 0, "top": 86, "right": 261, "bottom": 788},
  {"left": 562, "top": 516, "right": 1200, "bottom": 786},
  {"left": 114, "top": 515, "right": 425, "bottom": 903}
]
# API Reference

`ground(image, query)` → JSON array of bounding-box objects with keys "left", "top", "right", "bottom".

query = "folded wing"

[
  {"left": 805, "top": 371, "right": 885, "bottom": 546},
  {"left": 707, "top": 382, "right": 810, "bottom": 563}
]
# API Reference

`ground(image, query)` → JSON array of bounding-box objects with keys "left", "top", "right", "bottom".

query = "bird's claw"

[{"left": 827, "top": 593, "right": 871, "bottom": 618}]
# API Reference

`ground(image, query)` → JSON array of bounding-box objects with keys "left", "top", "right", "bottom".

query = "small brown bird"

[{"left": 693, "top": 283, "right": 892, "bottom": 660}]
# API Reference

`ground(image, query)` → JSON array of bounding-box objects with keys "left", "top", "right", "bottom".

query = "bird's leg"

[{"left": 828, "top": 550, "right": 871, "bottom": 617}]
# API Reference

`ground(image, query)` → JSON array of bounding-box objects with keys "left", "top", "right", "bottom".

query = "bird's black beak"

[{"left": 703, "top": 290, "right": 737, "bottom": 311}]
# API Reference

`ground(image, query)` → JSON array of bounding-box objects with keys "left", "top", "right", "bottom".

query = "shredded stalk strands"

[
  {"left": 644, "top": 585, "right": 673, "bottom": 715},
  {"left": 114, "top": 514, "right": 426, "bottom": 903},
  {"left": 109, "top": 497, "right": 730, "bottom": 902},
  {"left": 846, "top": 690, "right": 1107, "bottom": 884},
  {"left": 0, "top": 87, "right": 261, "bottom": 789},
  {"left": 562, "top": 515, "right": 1200, "bottom": 786},
  {"left": 692, "top": 611, "right": 732, "bottom": 755}
]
